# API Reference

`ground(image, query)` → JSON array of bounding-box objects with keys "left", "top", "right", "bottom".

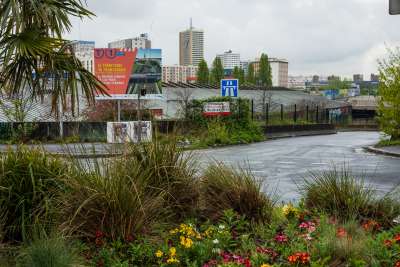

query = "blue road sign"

[{"left": 221, "top": 79, "right": 239, "bottom": 98}]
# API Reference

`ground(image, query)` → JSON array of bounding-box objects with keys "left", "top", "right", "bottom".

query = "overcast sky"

[{"left": 66, "top": 0, "right": 400, "bottom": 78}]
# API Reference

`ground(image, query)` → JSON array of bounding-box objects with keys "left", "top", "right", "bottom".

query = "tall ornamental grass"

[
  {"left": 62, "top": 140, "right": 200, "bottom": 240},
  {"left": 200, "top": 162, "right": 274, "bottom": 223},
  {"left": 302, "top": 167, "right": 400, "bottom": 226},
  {"left": 126, "top": 141, "right": 200, "bottom": 219},
  {"left": 0, "top": 147, "right": 66, "bottom": 242}
]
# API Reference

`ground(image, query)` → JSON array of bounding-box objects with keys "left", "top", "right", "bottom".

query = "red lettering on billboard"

[{"left": 94, "top": 48, "right": 137, "bottom": 95}]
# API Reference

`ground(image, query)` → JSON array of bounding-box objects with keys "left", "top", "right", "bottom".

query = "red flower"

[
  {"left": 395, "top": 261, "right": 400, "bottom": 267},
  {"left": 95, "top": 230, "right": 104, "bottom": 239},
  {"left": 274, "top": 232, "right": 288, "bottom": 243}
]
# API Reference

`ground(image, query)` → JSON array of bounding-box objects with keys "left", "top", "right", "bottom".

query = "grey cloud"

[{"left": 66, "top": 0, "right": 399, "bottom": 76}]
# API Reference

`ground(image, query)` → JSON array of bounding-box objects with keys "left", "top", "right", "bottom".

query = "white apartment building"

[
  {"left": 179, "top": 23, "right": 204, "bottom": 66},
  {"left": 253, "top": 58, "right": 289, "bottom": 87},
  {"left": 217, "top": 50, "right": 241, "bottom": 70},
  {"left": 108, "top": 33, "right": 151, "bottom": 49},
  {"left": 162, "top": 65, "right": 199, "bottom": 83},
  {"left": 71, "top": 40, "right": 95, "bottom": 73}
]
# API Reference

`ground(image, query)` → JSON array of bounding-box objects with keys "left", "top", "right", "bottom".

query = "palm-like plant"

[{"left": 0, "top": 0, "right": 107, "bottom": 114}]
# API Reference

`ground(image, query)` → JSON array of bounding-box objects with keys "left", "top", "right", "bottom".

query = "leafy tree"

[
  {"left": 233, "top": 67, "right": 245, "bottom": 86},
  {"left": 0, "top": 0, "right": 106, "bottom": 114},
  {"left": 257, "top": 53, "right": 272, "bottom": 87},
  {"left": 197, "top": 59, "right": 209, "bottom": 85},
  {"left": 378, "top": 47, "right": 400, "bottom": 140},
  {"left": 247, "top": 63, "right": 256, "bottom": 85},
  {"left": 257, "top": 54, "right": 273, "bottom": 116},
  {"left": 210, "top": 57, "right": 224, "bottom": 85}
]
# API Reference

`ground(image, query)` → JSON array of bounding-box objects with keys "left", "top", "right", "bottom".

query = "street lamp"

[{"left": 390, "top": 0, "right": 400, "bottom": 15}]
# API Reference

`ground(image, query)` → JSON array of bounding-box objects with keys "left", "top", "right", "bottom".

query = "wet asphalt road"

[{"left": 196, "top": 132, "right": 400, "bottom": 202}]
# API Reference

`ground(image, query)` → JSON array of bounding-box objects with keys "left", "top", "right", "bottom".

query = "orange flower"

[
  {"left": 288, "top": 252, "right": 310, "bottom": 265},
  {"left": 362, "top": 220, "right": 381, "bottom": 232},
  {"left": 337, "top": 227, "right": 347, "bottom": 238},
  {"left": 394, "top": 234, "right": 400, "bottom": 244},
  {"left": 288, "top": 254, "right": 298, "bottom": 264},
  {"left": 395, "top": 261, "right": 400, "bottom": 267},
  {"left": 384, "top": 239, "right": 393, "bottom": 248}
]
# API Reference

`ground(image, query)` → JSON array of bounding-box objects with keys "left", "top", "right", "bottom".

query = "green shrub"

[
  {"left": 0, "top": 147, "right": 66, "bottom": 242},
  {"left": 17, "top": 234, "right": 81, "bottom": 267},
  {"left": 200, "top": 162, "right": 274, "bottom": 223},
  {"left": 206, "top": 121, "right": 230, "bottom": 145},
  {"left": 301, "top": 167, "right": 400, "bottom": 225}
]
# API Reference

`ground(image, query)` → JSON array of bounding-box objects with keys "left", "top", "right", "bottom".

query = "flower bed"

[{"left": 81, "top": 207, "right": 400, "bottom": 267}]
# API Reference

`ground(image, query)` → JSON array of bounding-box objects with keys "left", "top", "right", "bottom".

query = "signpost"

[{"left": 221, "top": 79, "right": 239, "bottom": 98}]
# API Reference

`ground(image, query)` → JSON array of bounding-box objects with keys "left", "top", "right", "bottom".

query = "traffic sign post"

[{"left": 221, "top": 79, "right": 239, "bottom": 98}]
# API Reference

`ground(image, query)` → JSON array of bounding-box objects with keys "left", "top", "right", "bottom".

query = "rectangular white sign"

[{"left": 107, "top": 121, "right": 152, "bottom": 143}]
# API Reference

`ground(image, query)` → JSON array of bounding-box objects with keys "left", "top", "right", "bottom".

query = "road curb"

[
  {"left": 364, "top": 146, "right": 400, "bottom": 158},
  {"left": 266, "top": 130, "right": 337, "bottom": 140}
]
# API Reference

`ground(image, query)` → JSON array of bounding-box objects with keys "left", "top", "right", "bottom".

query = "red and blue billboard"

[{"left": 94, "top": 48, "right": 162, "bottom": 99}]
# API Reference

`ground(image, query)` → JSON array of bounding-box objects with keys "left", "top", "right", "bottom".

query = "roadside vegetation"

[
  {"left": 376, "top": 139, "right": 400, "bottom": 148},
  {"left": 1, "top": 141, "right": 400, "bottom": 266},
  {"left": 176, "top": 97, "right": 264, "bottom": 149},
  {"left": 378, "top": 47, "right": 400, "bottom": 142}
]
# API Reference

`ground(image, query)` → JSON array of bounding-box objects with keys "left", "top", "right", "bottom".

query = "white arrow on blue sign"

[{"left": 221, "top": 79, "right": 239, "bottom": 98}]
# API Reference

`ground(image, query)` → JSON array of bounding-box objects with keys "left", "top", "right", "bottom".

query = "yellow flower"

[
  {"left": 261, "top": 264, "right": 272, "bottom": 267},
  {"left": 282, "top": 203, "right": 297, "bottom": 217},
  {"left": 180, "top": 236, "right": 193, "bottom": 248},
  {"left": 155, "top": 250, "right": 163, "bottom": 258},
  {"left": 167, "top": 257, "right": 180, "bottom": 264},
  {"left": 169, "top": 247, "right": 176, "bottom": 257}
]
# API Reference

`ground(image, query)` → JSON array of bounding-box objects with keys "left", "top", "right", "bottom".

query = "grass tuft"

[
  {"left": 0, "top": 147, "right": 66, "bottom": 243},
  {"left": 301, "top": 166, "right": 400, "bottom": 225},
  {"left": 200, "top": 162, "right": 274, "bottom": 224}
]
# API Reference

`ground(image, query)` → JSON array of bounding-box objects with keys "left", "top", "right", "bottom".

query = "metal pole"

[
  {"left": 294, "top": 104, "right": 297, "bottom": 123},
  {"left": 281, "top": 104, "right": 284, "bottom": 121},
  {"left": 266, "top": 103, "right": 269, "bottom": 126},
  {"left": 137, "top": 92, "right": 142, "bottom": 143},
  {"left": 117, "top": 100, "right": 121, "bottom": 122},
  {"left": 58, "top": 97, "right": 63, "bottom": 139},
  {"left": 316, "top": 106, "right": 319, "bottom": 123},
  {"left": 306, "top": 105, "right": 309, "bottom": 122}
]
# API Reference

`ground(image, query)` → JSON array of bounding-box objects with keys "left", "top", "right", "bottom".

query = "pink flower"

[
  {"left": 274, "top": 232, "right": 288, "bottom": 243},
  {"left": 299, "top": 221, "right": 316, "bottom": 233}
]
